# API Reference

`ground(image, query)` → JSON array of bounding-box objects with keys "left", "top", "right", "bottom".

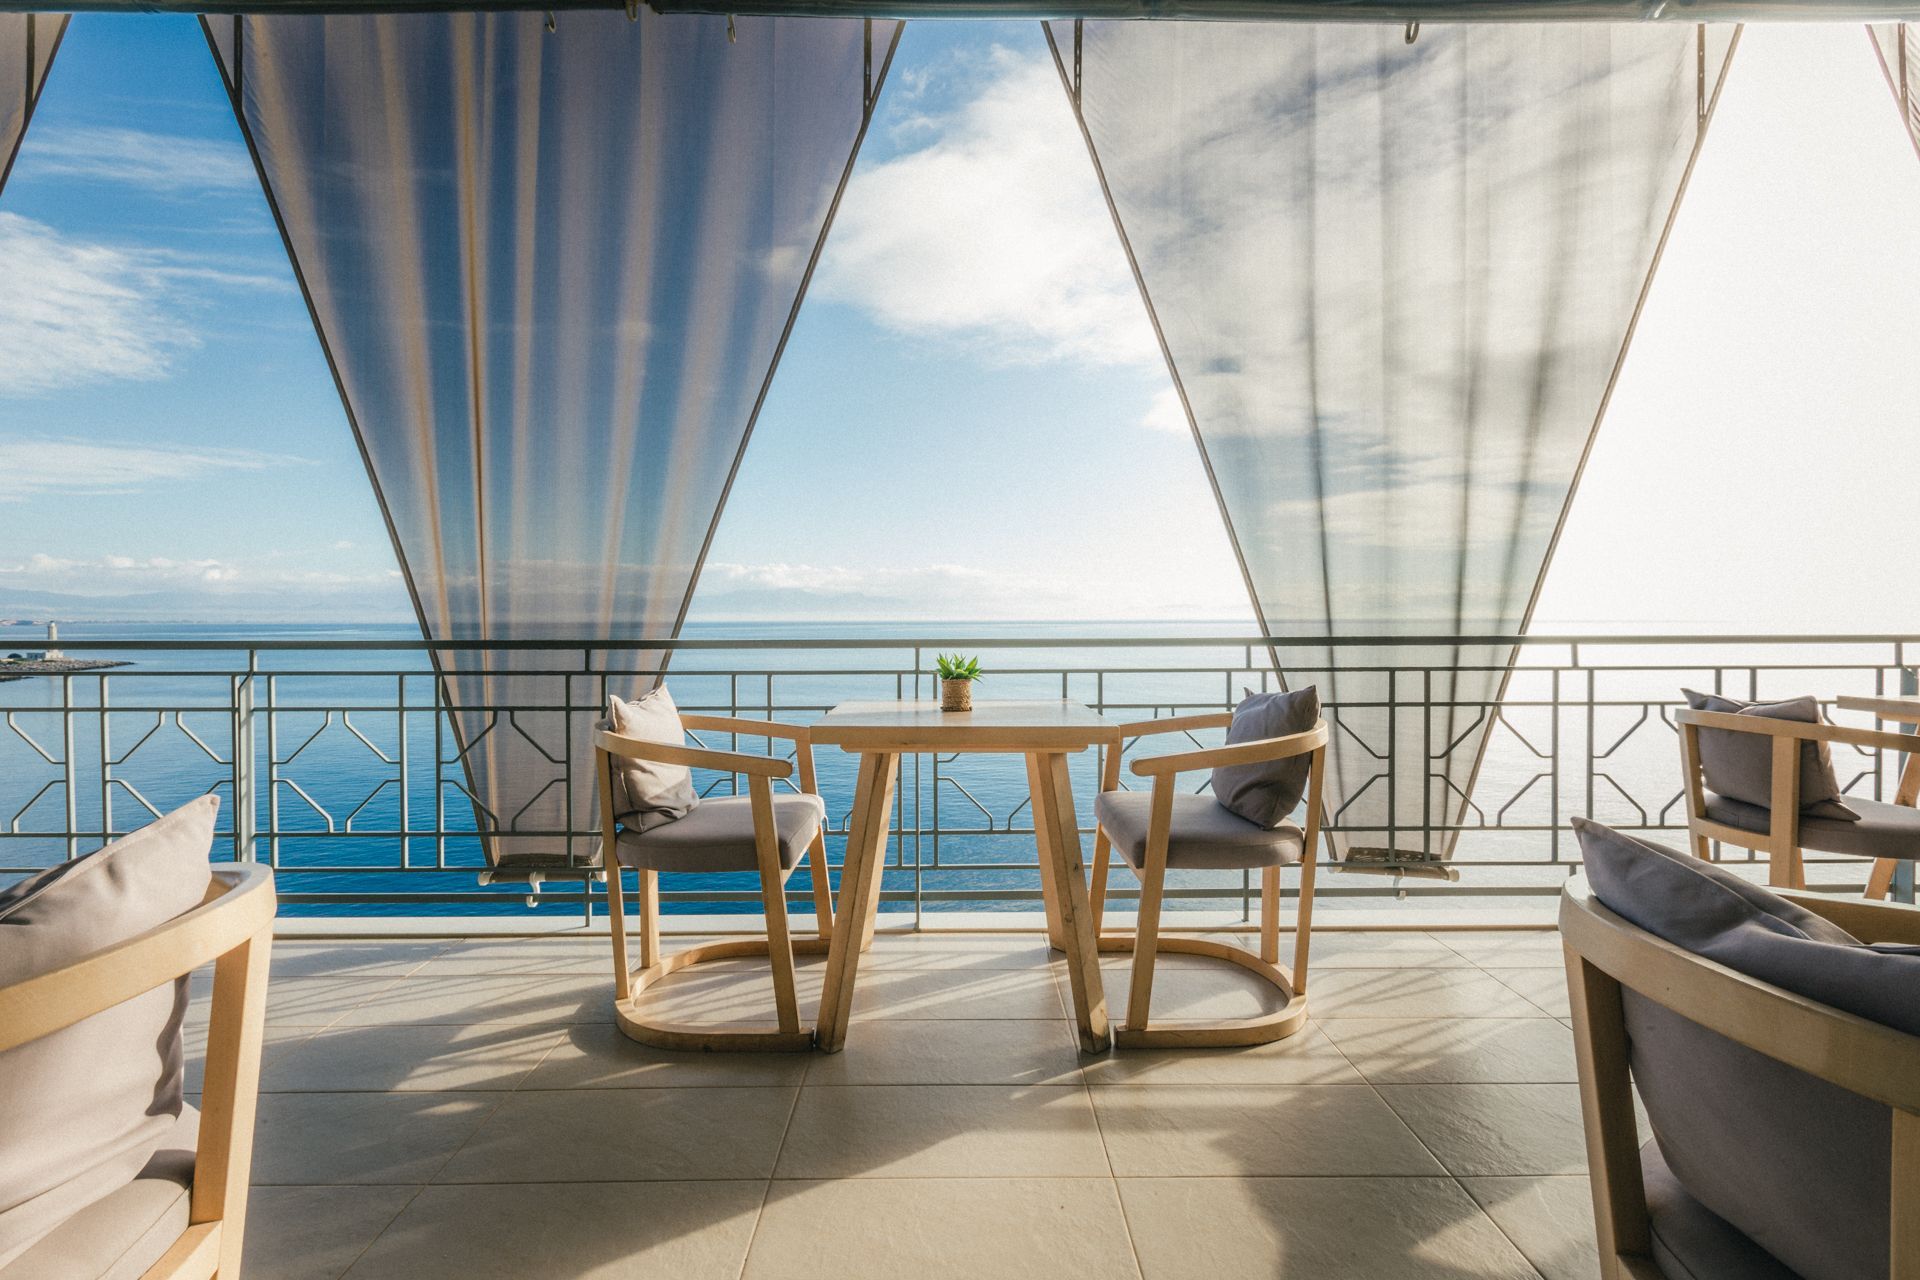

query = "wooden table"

[{"left": 810, "top": 700, "right": 1114, "bottom": 1053}]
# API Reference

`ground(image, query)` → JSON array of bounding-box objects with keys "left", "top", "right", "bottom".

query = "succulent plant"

[{"left": 934, "top": 653, "right": 983, "bottom": 682}]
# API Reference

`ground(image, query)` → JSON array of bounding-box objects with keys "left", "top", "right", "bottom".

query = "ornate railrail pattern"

[{"left": 1, "top": 635, "right": 1914, "bottom": 918}]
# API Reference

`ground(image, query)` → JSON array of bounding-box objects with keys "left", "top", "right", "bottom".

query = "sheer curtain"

[
  {"left": 1871, "top": 24, "right": 1919, "bottom": 157},
  {"left": 208, "top": 11, "right": 897, "bottom": 872},
  {"left": 0, "top": 15, "right": 68, "bottom": 196},
  {"left": 1049, "top": 20, "right": 1735, "bottom": 867}
]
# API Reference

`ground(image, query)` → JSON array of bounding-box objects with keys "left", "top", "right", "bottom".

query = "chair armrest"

[
  {"left": 593, "top": 728, "right": 794, "bottom": 779},
  {"left": 1676, "top": 708, "right": 1920, "bottom": 755},
  {"left": 1130, "top": 720, "right": 1329, "bottom": 778},
  {"left": 1108, "top": 711, "right": 1233, "bottom": 739},
  {"left": 1781, "top": 891, "right": 1920, "bottom": 947},
  {"left": 1837, "top": 695, "right": 1920, "bottom": 726},
  {"left": 0, "top": 863, "right": 276, "bottom": 1053},
  {"left": 680, "top": 713, "right": 810, "bottom": 742}
]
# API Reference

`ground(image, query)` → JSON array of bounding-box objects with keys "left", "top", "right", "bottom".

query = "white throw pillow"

[{"left": 605, "top": 687, "right": 698, "bottom": 831}]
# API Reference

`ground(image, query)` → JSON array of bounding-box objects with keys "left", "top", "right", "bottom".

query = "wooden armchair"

[
  {"left": 595, "top": 714, "right": 834, "bottom": 1052},
  {"left": 1561, "top": 876, "right": 1920, "bottom": 1280},
  {"left": 1677, "top": 700, "right": 1920, "bottom": 893},
  {"left": 0, "top": 863, "right": 275, "bottom": 1280},
  {"left": 1089, "top": 713, "right": 1327, "bottom": 1049}
]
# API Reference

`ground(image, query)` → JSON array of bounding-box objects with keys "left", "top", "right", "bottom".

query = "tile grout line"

[
  {"left": 330, "top": 1183, "right": 432, "bottom": 1280},
  {"left": 1076, "top": 1031, "right": 1149, "bottom": 1280},
  {"left": 736, "top": 1079, "right": 809, "bottom": 1280}
]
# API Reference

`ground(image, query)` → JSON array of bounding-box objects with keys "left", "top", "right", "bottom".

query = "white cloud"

[
  {"left": 0, "top": 550, "right": 399, "bottom": 594},
  {"left": 16, "top": 126, "right": 258, "bottom": 194},
  {"left": 815, "top": 48, "right": 1158, "bottom": 368},
  {"left": 0, "top": 214, "right": 190, "bottom": 394},
  {"left": 0, "top": 437, "right": 308, "bottom": 501},
  {"left": 1138, "top": 386, "right": 1188, "bottom": 434},
  {"left": 0, "top": 214, "right": 288, "bottom": 396}
]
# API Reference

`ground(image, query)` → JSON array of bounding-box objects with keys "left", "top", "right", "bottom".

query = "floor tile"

[
  {"left": 1306, "top": 968, "right": 1545, "bottom": 1019},
  {"left": 805, "top": 1018, "right": 1083, "bottom": 1086},
  {"left": 1118, "top": 1177, "right": 1540, "bottom": 1280},
  {"left": 852, "top": 966, "right": 1068, "bottom": 1021},
  {"left": 333, "top": 974, "right": 614, "bottom": 1026},
  {"left": 862, "top": 933, "right": 1063, "bottom": 971},
  {"left": 1076, "top": 958, "right": 1289, "bottom": 1023},
  {"left": 746, "top": 1179, "right": 1140, "bottom": 1280},
  {"left": 242, "top": 1185, "right": 414, "bottom": 1280},
  {"left": 1318, "top": 1017, "right": 1576, "bottom": 1084},
  {"left": 438, "top": 1087, "right": 797, "bottom": 1182},
  {"left": 1210, "top": 930, "right": 1477, "bottom": 969},
  {"left": 1078, "top": 1022, "right": 1362, "bottom": 1086},
  {"left": 185, "top": 1023, "right": 319, "bottom": 1093},
  {"left": 775, "top": 1085, "right": 1108, "bottom": 1178},
  {"left": 344, "top": 1182, "right": 766, "bottom": 1280},
  {"left": 1378, "top": 1083, "right": 1588, "bottom": 1176},
  {"left": 1090, "top": 1084, "right": 1443, "bottom": 1177},
  {"left": 266, "top": 941, "right": 452, "bottom": 980},
  {"left": 266, "top": 1023, "right": 564, "bottom": 1092},
  {"left": 1439, "top": 930, "right": 1565, "bottom": 968},
  {"left": 1490, "top": 968, "right": 1573, "bottom": 1019},
  {"left": 414, "top": 938, "right": 617, "bottom": 976},
  {"left": 250, "top": 1092, "right": 502, "bottom": 1184},
  {"left": 1464, "top": 1175, "right": 1600, "bottom": 1280},
  {"left": 627, "top": 959, "right": 827, "bottom": 1026},
  {"left": 521, "top": 1022, "right": 811, "bottom": 1089},
  {"left": 192, "top": 975, "right": 402, "bottom": 1028}
]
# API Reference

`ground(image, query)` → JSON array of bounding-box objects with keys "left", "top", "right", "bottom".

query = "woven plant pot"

[{"left": 940, "top": 678, "right": 973, "bottom": 712}]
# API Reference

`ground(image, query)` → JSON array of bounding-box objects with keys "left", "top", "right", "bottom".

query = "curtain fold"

[
  {"left": 0, "top": 14, "right": 68, "bottom": 196},
  {"left": 1050, "top": 19, "right": 1734, "bottom": 867},
  {"left": 1870, "top": 24, "right": 1918, "bottom": 158},
  {"left": 208, "top": 10, "right": 897, "bottom": 870}
]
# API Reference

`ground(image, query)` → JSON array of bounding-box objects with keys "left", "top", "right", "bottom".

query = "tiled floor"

[{"left": 187, "top": 927, "right": 1601, "bottom": 1280}]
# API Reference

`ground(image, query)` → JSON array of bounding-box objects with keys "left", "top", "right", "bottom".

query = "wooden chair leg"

[
  {"left": 751, "top": 776, "right": 802, "bottom": 1037},
  {"left": 1124, "top": 779, "right": 1174, "bottom": 1032},
  {"left": 1869, "top": 859, "right": 1901, "bottom": 902},
  {"left": 1260, "top": 865, "right": 1280, "bottom": 965},
  {"left": 1293, "top": 748, "right": 1323, "bottom": 995},
  {"left": 806, "top": 830, "right": 834, "bottom": 939},
  {"left": 1090, "top": 828, "right": 1112, "bottom": 933},
  {"left": 1027, "top": 752, "right": 1068, "bottom": 950},
  {"left": 639, "top": 869, "right": 661, "bottom": 970},
  {"left": 607, "top": 866, "right": 632, "bottom": 1002}
]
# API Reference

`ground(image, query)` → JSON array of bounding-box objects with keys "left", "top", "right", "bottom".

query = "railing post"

[
  {"left": 232, "top": 657, "right": 257, "bottom": 862},
  {"left": 1899, "top": 664, "right": 1918, "bottom": 904},
  {"left": 60, "top": 675, "right": 77, "bottom": 861}
]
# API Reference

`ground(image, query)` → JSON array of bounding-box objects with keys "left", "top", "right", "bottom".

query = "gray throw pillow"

[
  {"left": 0, "top": 796, "right": 216, "bottom": 1268},
  {"left": 1682, "top": 689, "right": 1859, "bottom": 821},
  {"left": 605, "top": 686, "right": 698, "bottom": 831},
  {"left": 1211, "top": 686, "right": 1319, "bottom": 829},
  {"left": 1574, "top": 816, "right": 1920, "bottom": 1035}
]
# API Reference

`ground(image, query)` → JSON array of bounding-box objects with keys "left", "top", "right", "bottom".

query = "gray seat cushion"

[
  {"left": 1705, "top": 793, "right": 1920, "bottom": 862},
  {"left": 1096, "top": 791, "right": 1304, "bottom": 871},
  {"left": 1642, "top": 1138, "right": 1804, "bottom": 1280},
  {"left": 1210, "top": 686, "right": 1318, "bottom": 828},
  {"left": 0, "top": 798, "right": 214, "bottom": 1270},
  {"left": 615, "top": 794, "right": 825, "bottom": 874},
  {"left": 1683, "top": 689, "right": 1858, "bottom": 821},
  {"left": 1575, "top": 818, "right": 1915, "bottom": 1280},
  {"left": 0, "top": 1109, "right": 196, "bottom": 1280}
]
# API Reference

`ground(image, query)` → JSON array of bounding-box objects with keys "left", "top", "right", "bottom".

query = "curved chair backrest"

[
  {"left": 0, "top": 862, "right": 276, "bottom": 1280},
  {"left": 1560, "top": 877, "right": 1920, "bottom": 1280}
]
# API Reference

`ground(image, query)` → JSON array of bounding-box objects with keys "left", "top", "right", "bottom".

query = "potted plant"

[{"left": 936, "top": 653, "right": 982, "bottom": 712}]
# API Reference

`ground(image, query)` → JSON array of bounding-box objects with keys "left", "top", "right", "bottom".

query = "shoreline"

[{"left": 0, "top": 659, "right": 132, "bottom": 682}]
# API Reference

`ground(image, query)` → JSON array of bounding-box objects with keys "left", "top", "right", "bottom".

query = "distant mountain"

[{"left": 0, "top": 586, "right": 415, "bottom": 624}]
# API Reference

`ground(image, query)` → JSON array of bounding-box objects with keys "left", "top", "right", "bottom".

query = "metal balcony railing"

[{"left": 1, "top": 633, "right": 1914, "bottom": 920}]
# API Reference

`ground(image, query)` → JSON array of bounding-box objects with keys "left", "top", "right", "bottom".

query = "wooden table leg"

[
  {"left": 1030, "top": 751, "right": 1110, "bottom": 1053},
  {"left": 816, "top": 750, "right": 898, "bottom": 1053},
  {"left": 1025, "top": 752, "right": 1068, "bottom": 952}
]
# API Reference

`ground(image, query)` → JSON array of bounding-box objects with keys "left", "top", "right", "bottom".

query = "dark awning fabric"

[
  {"left": 1871, "top": 23, "right": 1919, "bottom": 155},
  {"left": 207, "top": 11, "right": 897, "bottom": 872},
  {"left": 0, "top": 14, "right": 67, "bottom": 196},
  {"left": 1051, "top": 19, "right": 1736, "bottom": 867}
]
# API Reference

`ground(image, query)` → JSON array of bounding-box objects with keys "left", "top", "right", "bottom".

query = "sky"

[{"left": 0, "top": 18, "right": 1915, "bottom": 630}]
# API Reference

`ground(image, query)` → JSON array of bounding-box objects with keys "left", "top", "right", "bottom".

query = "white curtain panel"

[
  {"left": 0, "top": 14, "right": 68, "bottom": 195},
  {"left": 1870, "top": 24, "right": 1919, "bottom": 158},
  {"left": 207, "top": 11, "right": 896, "bottom": 871},
  {"left": 1050, "top": 20, "right": 1736, "bottom": 865}
]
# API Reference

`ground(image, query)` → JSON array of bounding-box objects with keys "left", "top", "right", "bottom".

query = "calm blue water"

[{"left": 0, "top": 620, "right": 1272, "bottom": 917}]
